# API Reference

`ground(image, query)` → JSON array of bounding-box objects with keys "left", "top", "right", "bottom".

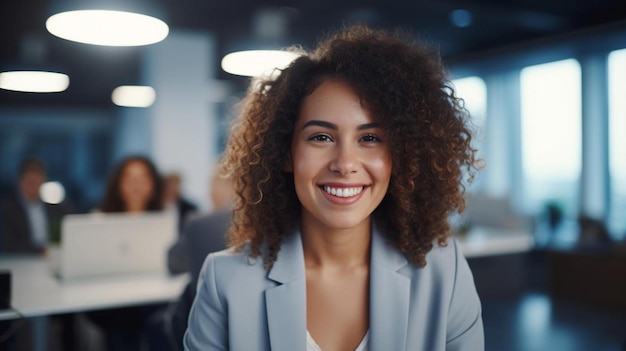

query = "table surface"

[
  {"left": 0, "top": 254, "right": 189, "bottom": 321},
  {"left": 456, "top": 225, "right": 535, "bottom": 258}
]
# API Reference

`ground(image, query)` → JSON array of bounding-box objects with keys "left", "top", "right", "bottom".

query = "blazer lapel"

[
  {"left": 265, "top": 231, "right": 307, "bottom": 351},
  {"left": 369, "top": 226, "right": 411, "bottom": 350}
]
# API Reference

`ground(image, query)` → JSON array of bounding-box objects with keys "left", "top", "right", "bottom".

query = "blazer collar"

[
  {"left": 369, "top": 224, "right": 411, "bottom": 350},
  {"left": 267, "top": 231, "right": 305, "bottom": 283},
  {"left": 265, "top": 225, "right": 412, "bottom": 350},
  {"left": 265, "top": 231, "right": 307, "bottom": 351}
]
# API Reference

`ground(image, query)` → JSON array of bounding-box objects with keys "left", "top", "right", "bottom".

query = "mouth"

[{"left": 321, "top": 185, "right": 365, "bottom": 198}]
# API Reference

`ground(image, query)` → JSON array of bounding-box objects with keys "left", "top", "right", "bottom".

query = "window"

[
  {"left": 520, "top": 59, "right": 582, "bottom": 216},
  {"left": 608, "top": 49, "right": 626, "bottom": 238},
  {"left": 452, "top": 76, "right": 487, "bottom": 130},
  {"left": 452, "top": 76, "right": 487, "bottom": 191}
]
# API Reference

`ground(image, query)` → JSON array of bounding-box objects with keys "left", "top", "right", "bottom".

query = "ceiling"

[{"left": 1, "top": 0, "right": 625, "bottom": 108}]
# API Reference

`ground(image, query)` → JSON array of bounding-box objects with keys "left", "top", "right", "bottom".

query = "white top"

[
  {"left": 24, "top": 200, "right": 47, "bottom": 248},
  {"left": 306, "top": 330, "right": 370, "bottom": 351}
]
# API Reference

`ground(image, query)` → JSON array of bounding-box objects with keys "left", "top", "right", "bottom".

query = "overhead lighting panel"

[
  {"left": 111, "top": 85, "right": 156, "bottom": 107},
  {"left": 46, "top": 1, "right": 168, "bottom": 46},
  {"left": 221, "top": 8, "right": 301, "bottom": 78},
  {"left": 0, "top": 71, "right": 69, "bottom": 93},
  {"left": 221, "top": 50, "right": 301, "bottom": 78}
]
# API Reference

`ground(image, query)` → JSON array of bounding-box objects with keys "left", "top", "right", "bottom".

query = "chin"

[{"left": 319, "top": 215, "right": 370, "bottom": 232}]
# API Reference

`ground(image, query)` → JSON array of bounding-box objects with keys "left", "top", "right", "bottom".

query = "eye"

[
  {"left": 360, "top": 134, "right": 382, "bottom": 143},
  {"left": 308, "top": 133, "right": 333, "bottom": 142}
]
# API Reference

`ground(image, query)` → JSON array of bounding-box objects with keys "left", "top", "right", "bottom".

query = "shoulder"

[
  {"left": 207, "top": 245, "right": 263, "bottom": 271},
  {"left": 179, "top": 197, "right": 198, "bottom": 210},
  {"left": 424, "top": 237, "right": 465, "bottom": 271},
  {"left": 1, "top": 193, "right": 20, "bottom": 207},
  {"left": 189, "top": 210, "right": 230, "bottom": 227},
  {"left": 402, "top": 237, "right": 483, "bottom": 336},
  {"left": 399, "top": 237, "right": 474, "bottom": 295},
  {"left": 45, "top": 201, "right": 74, "bottom": 215},
  {"left": 396, "top": 237, "right": 464, "bottom": 274},
  {"left": 186, "top": 211, "right": 230, "bottom": 233},
  {"left": 199, "top": 245, "right": 268, "bottom": 290},
  {"left": 0, "top": 195, "right": 24, "bottom": 217}
]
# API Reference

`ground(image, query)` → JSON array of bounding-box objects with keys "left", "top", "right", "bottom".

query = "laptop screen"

[{"left": 55, "top": 212, "right": 177, "bottom": 280}]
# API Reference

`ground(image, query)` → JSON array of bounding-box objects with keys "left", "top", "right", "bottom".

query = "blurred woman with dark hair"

[
  {"left": 100, "top": 155, "right": 163, "bottom": 213},
  {"left": 88, "top": 155, "right": 167, "bottom": 351}
]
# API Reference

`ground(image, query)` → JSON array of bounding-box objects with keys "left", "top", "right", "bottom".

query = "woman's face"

[
  {"left": 288, "top": 80, "right": 392, "bottom": 233},
  {"left": 119, "top": 160, "right": 154, "bottom": 212}
]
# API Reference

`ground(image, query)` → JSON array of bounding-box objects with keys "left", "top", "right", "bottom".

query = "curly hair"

[
  {"left": 222, "top": 24, "right": 480, "bottom": 270},
  {"left": 100, "top": 155, "right": 164, "bottom": 213}
]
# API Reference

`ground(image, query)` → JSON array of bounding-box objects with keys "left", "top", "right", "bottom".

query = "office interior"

[{"left": 1, "top": 1, "right": 626, "bottom": 350}]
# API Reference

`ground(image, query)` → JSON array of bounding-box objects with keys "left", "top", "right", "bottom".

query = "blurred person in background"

[
  {"left": 86, "top": 155, "right": 166, "bottom": 351},
  {"left": 0, "top": 157, "right": 74, "bottom": 254},
  {"left": 162, "top": 164, "right": 234, "bottom": 350},
  {"left": 99, "top": 155, "right": 163, "bottom": 214},
  {"left": 162, "top": 172, "right": 198, "bottom": 233},
  {"left": 167, "top": 165, "right": 234, "bottom": 276},
  {"left": 0, "top": 157, "right": 77, "bottom": 350}
]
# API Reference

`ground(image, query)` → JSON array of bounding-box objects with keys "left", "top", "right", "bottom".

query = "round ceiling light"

[
  {"left": 46, "top": 9, "right": 169, "bottom": 46},
  {"left": 221, "top": 50, "right": 301, "bottom": 78},
  {"left": 111, "top": 85, "right": 156, "bottom": 107},
  {"left": 0, "top": 71, "right": 69, "bottom": 93}
]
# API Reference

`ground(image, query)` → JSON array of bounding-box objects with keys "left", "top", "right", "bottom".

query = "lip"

[{"left": 318, "top": 182, "right": 368, "bottom": 205}]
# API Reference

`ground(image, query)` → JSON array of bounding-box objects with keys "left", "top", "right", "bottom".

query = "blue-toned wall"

[{"left": 0, "top": 107, "right": 115, "bottom": 212}]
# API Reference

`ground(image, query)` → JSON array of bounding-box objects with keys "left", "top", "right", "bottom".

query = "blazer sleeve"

[
  {"left": 445, "top": 239, "right": 485, "bottom": 351},
  {"left": 183, "top": 254, "right": 229, "bottom": 350}
]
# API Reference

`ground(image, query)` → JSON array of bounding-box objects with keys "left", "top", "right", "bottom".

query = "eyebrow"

[{"left": 301, "top": 120, "right": 382, "bottom": 131}]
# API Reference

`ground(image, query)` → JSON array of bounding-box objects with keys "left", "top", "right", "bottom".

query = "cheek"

[
  {"left": 293, "top": 159, "right": 312, "bottom": 188},
  {"left": 291, "top": 149, "right": 324, "bottom": 201},
  {"left": 292, "top": 147, "right": 326, "bottom": 180},
  {"left": 291, "top": 146, "right": 308, "bottom": 178},
  {"left": 139, "top": 179, "right": 154, "bottom": 195},
  {"left": 367, "top": 152, "right": 393, "bottom": 182}
]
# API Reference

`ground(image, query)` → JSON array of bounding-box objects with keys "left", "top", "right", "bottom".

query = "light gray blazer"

[{"left": 184, "top": 225, "right": 484, "bottom": 351}]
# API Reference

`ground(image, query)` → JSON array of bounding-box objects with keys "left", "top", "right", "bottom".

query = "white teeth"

[{"left": 323, "top": 185, "right": 364, "bottom": 197}]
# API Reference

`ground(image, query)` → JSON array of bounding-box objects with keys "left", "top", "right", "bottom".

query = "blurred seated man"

[
  {"left": 0, "top": 157, "right": 76, "bottom": 350},
  {"left": 163, "top": 166, "right": 234, "bottom": 350},
  {"left": 167, "top": 167, "right": 233, "bottom": 277},
  {"left": 162, "top": 172, "right": 198, "bottom": 233},
  {"left": 0, "top": 157, "right": 74, "bottom": 254}
]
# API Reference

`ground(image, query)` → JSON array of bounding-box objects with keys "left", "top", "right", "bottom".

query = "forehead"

[
  {"left": 297, "top": 80, "right": 375, "bottom": 125},
  {"left": 123, "top": 161, "right": 150, "bottom": 174}
]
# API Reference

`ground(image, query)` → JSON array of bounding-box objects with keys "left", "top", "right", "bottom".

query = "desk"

[
  {"left": 457, "top": 225, "right": 535, "bottom": 258},
  {"left": 457, "top": 226, "right": 535, "bottom": 297},
  {"left": 0, "top": 255, "right": 189, "bottom": 321}
]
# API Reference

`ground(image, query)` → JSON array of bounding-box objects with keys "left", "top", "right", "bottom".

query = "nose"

[{"left": 329, "top": 142, "right": 359, "bottom": 175}]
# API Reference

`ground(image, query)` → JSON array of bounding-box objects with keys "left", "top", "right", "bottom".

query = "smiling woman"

[{"left": 184, "top": 24, "right": 483, "bottom": 351}]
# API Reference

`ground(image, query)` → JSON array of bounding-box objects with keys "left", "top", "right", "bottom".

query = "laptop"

[{"left": 54, "top": 212, "right": 177, "bottom": 280}]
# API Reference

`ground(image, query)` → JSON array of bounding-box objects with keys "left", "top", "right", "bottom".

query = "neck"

[
  {"left": 125, "top": 202, "right": 147, "bottom": 213},
  {"left": 301, "top": 219, "right": 371, "bottom": 269}
]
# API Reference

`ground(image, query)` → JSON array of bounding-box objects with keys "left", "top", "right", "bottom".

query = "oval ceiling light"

[
  {"left": 112, "top": 85, "right": 156, "bottom": 107},
  {"left": 221, "top": 50, "right": 301, "bottom": 78},
  {"left": 0, "top": 71, "right": 69, "bottom": 93},
  {"left": 46, "top": 9, "right": 169, "bottom": 46}
]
